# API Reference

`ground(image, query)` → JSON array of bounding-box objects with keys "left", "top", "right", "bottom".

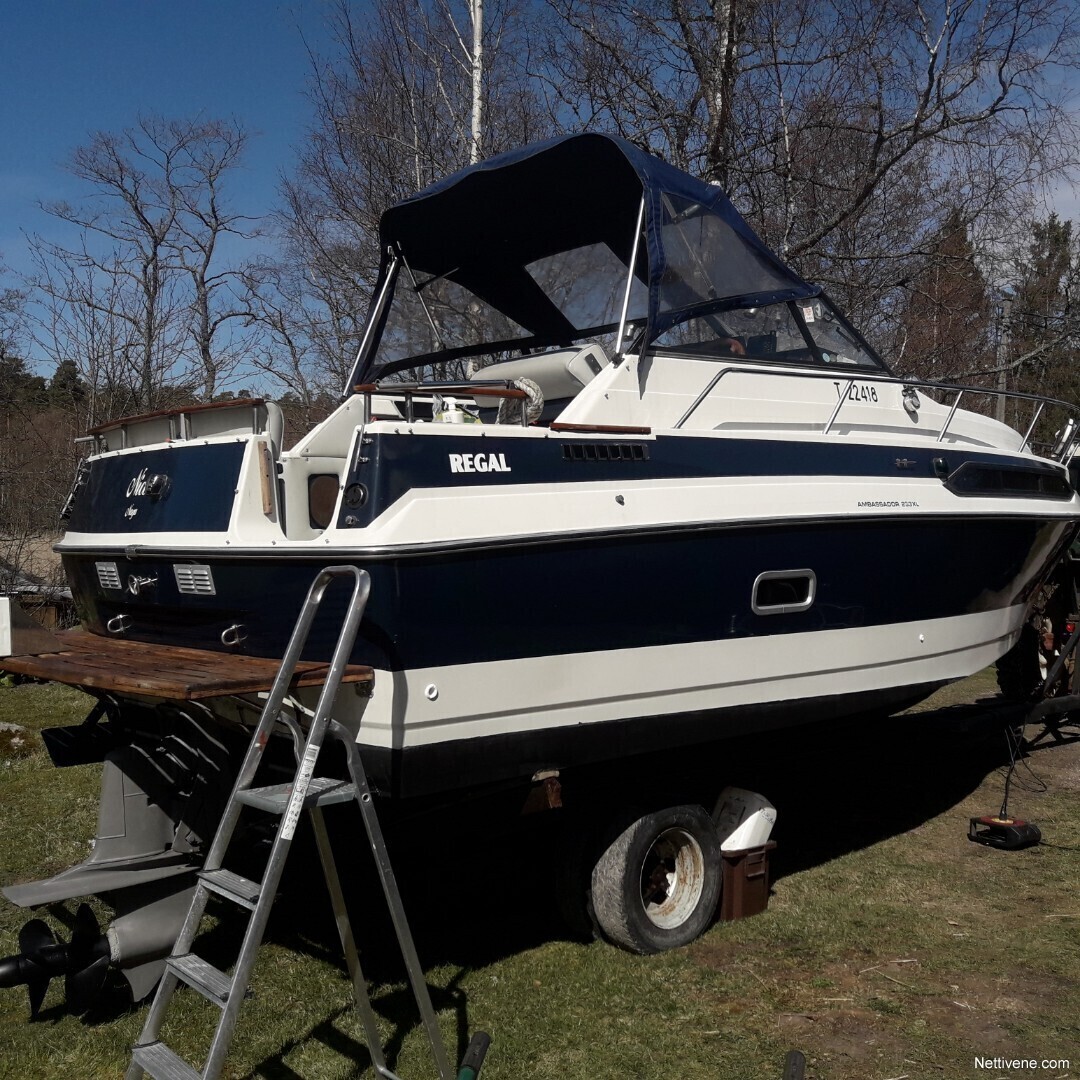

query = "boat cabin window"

[
  {"left": 308, "top": 474, "right": 340, "bottom": 530},
  {"left": 525, "top": 243, "right": 648, "bottom": 331},
  {"left": 658, "top": 193, "right": 797, "bottom": 311},
  {"left": 378, "top": 272, "right": 532, "bottom": 382},
  {"left": 652, "top": 297, "right": 883, "bottom": 370}
]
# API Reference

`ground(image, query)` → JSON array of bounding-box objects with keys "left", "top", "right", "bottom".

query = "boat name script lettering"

[
  {"left": 449, "top": 453, "right": 511, "bottom": 474},
  {"left": 835, "top": 381, "right": 878, "bottom": 403},
  {"left": 857, "top": 499, "right": 919, "bottom": 508},
  {"left": 126, "top": 468, "right": 153, "bottom": 497}
]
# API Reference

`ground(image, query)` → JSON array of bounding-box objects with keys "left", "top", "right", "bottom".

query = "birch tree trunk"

[{"left": 471, "top": 0, "right": 484, "bottom": 163}]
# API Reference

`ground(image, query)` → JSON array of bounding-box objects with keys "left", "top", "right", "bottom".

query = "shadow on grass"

[
  {"left": 251, "top": 972, "right": 481, "bottom": 1080},
  {"left": 246, "top": 972, "right": 477, "bottom": 1080},
  {"left": 237, "top": 963, "right": 474, "bottom": 1078},
  {"left": 265, "top": 690, "right": 1032, "bottom": 973},
  {"left": 241, "top": 1005, "right": 369, "bottom": 1080},
  {"left": 729, "top": 695, "right": 1030, "bottom": 880}
]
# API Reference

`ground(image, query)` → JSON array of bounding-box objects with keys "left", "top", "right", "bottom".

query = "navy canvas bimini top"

[{"left": 355, "top": 133, "right": 819, "bottom": 382}]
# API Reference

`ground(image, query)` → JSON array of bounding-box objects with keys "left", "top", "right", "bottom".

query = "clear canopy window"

[
  {"left": 658, "top": 194, "right": 803, "bottom": 313},
  {"left": 525, "top": 242, "right": 648, "bottom": 332},
  {"left": 374, "top": 268, "right": 531, "bottom": 379}
]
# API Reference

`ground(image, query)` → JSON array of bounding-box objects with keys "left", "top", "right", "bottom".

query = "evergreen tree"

[
  {"left": 47, "top": 359, "right": 88, "bottom": 408},
  {"left": 895, "top": 211, "right": 995, "bottom": 381},
  {"left": 0, "top": 354, "right": 48, "bottom": 409},
  {"left": 1009, "top": 214, "right": 1079, "bottom": 402}
]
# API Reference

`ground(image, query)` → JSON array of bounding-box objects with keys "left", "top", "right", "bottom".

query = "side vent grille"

[
  {"left": 96, "top": 562, "right": 122, "bottom": 590},
  {"left": 174, "top": 563, "right": 216, "bottom": 596},
  {"left": 562, "top": 442, "right": 649, "bottom": 462}
]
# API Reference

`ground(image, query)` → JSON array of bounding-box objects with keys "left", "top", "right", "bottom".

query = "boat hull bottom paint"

[{"left": 357, "top": 680, "right": 945, "bottom": 798}]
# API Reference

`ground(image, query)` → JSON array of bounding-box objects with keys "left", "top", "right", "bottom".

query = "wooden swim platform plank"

[{"left": 0, "top": 628, "right": 374, "bottom": 700}]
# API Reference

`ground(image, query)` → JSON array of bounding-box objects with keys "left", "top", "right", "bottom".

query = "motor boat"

[
  {"left": 3, "top": 133, "right": 1080, "bottom": 984},
  {"left": 49, "top": 131, "right": 1080, "bottom": 796}
]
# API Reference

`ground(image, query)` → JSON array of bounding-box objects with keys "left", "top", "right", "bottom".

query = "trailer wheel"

[
  {"left": 590, "top": 804, "right": 721, "bottom": 954},
  {"left": 554, "top": 816, "right": 601, "bottom": 941}
]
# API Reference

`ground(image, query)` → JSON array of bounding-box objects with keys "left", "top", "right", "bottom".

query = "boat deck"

[{"left": 0, "top": 628, "right": 374, "bottom": 700}]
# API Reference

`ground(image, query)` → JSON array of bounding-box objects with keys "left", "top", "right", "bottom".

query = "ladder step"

[
  {"left": 199, "top": 868, "right": 261, "bottom": 910},
  {"left": 235, "top": 776, "right": 357, "bottom": 814},
  {"left": 130, "top": 1040, "right": 202, "bottom": 1080},
  {"left": 167, "top": 953, "right": 234, "bottom": 1007}
]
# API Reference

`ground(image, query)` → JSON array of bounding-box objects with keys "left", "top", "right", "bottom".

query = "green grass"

[{"left": 1, "top": 674, "right": 1078, "bottom": 1079}]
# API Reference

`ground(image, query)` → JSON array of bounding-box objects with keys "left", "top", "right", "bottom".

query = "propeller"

[
  {"left": 0, "top": 906, "right": 110, "bottom": 1017},
  {"left": 65, "top": 905, "right": 110, "bottom": 1014},
  {"left": 0, "top": 919, "right": 55, "bottom": 1016}
]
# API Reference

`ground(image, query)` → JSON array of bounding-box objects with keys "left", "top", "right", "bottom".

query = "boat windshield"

[{"left": 653, "top": 295, "right": 884, "bottom": 369}]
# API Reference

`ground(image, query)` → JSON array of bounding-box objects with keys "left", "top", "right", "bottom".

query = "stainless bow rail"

[{"left": 673, "top": 365, "right": 1080, "bottom": 461}]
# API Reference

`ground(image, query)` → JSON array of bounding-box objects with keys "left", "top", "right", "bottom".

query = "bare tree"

[
  {"left": 0, "top": 262, "right": 28, "bottom": 365},
  {"left": 468, "top": 0, "right": 485, "bottom": 163},
  {"left": 28, "top": 245, "right": 154, "bottom": 423},
  {"left": 240, "top": 254, "right": 351, "bottom": 415},
  {"left": 169, "top": 119, "right": 261, "bottom": 399},
  {"left": 534, "top": 0, "right": 741, "bottom": 177},
  {"left": 27, "top": 115, "right": 261, "bottom": 416},
  {"left": 249, "top": 0, "right": 549, "bottom": 400},
  {"left": 538, "top": 0, "right": 1080, "bottom": 369}
]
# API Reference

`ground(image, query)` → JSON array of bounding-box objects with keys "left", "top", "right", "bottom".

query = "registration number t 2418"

[{"left": 835, "top": 381, "right": 878, "bottom": 403}]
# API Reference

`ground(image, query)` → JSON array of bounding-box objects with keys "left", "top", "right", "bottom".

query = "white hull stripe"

[{"left": 329, "top": 606, "right": 1021, "bottom": 750}]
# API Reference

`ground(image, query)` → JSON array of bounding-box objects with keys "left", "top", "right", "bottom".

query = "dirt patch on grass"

[
  {"left": 0, "top": 722, "right": 37, "bottom": 761},
  {"left": 778, "top": 1007, "right": 911, "bottom": 1074},
  {"left": 714, "top": 957, "right": 1057, "bottom": 1074}
]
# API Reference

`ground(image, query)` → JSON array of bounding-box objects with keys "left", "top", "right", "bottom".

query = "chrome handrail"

[{"left": 671, "top": 363, "right": 1080, "bottom": 462}]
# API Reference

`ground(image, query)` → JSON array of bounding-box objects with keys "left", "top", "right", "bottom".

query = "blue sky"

[
  {"left": 2, "top": 2, "right": 1077, "bottom": 315},
  {"left": 0, "top": 1, "right": 335, "bottom": 278}
]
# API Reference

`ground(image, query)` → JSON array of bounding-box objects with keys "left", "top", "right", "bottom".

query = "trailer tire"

[
  {"left": 554, "top": 818, "right": 601, "bottom": 941},
  {"left": 590, "top": 804, "right": 721, "bottom": 954}
]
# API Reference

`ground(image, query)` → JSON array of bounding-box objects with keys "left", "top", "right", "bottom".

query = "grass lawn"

[{"left": 1, "top": 672, "right": 1078, "bottom": 1079}]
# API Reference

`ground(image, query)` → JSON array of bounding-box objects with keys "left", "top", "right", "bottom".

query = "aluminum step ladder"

[{"left": 125, "top": 565, "right": 489, "bottom": 1080}]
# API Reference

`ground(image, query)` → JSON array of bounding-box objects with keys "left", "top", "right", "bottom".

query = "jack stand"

[{"left": 968, "top": 815, "right": 1041, "bottom": 850}]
